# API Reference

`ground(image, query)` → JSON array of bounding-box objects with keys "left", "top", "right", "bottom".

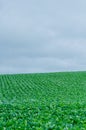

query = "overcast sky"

[{"left": 0, "top": 0, "right": 86, "bottom": 74}]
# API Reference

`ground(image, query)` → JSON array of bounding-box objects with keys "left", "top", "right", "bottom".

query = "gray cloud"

[{"left": 0, "top": 0, "right": 86, "bottom": 74}]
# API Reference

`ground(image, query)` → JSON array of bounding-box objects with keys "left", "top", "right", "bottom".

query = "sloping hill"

[{"left": 0, "top": 71, "right": 86, "bottom": 129}]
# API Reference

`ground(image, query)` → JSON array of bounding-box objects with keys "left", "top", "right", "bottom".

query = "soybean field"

[{"left": 0, "top": 71, "right": 86, "bottom": 129}]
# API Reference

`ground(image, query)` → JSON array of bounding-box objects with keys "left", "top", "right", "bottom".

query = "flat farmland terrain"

[{"left": 0, "top": 72, "right": 86, "bottom": 129}]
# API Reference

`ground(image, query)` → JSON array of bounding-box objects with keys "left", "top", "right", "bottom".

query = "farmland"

[{"left": 0, "top": 71, "right": 86, "bottom": 129}]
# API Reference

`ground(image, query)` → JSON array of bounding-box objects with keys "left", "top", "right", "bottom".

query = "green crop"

[{"left": 0, "top": 71, "right": 86, "bottom": 129}]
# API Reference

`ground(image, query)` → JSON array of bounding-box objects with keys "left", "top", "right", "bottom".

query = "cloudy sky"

[{"left": 0, "top": 0, "right": 86, "bottom": 74}]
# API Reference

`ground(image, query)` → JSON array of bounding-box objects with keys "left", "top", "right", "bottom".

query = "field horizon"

[{"left": 0, "top": 70, "right": 86, "bottom": 76}]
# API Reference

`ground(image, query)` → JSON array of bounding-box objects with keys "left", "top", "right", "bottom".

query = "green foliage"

[{"left": 0, "top": 71, "right": 86, "bottom": 129}]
